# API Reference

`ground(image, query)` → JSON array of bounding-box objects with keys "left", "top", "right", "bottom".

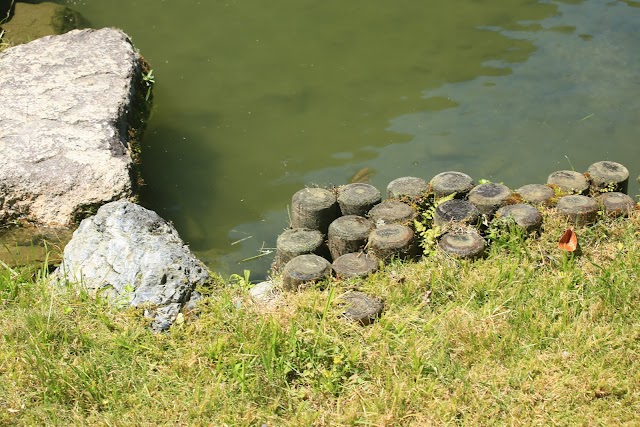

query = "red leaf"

[{"left": 558, "top": 227, "right": 578, "bottom": 252}]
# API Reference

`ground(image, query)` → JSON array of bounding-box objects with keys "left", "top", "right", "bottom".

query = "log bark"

[
  {"left": 367, "top": 224, "right": 416, "bottom": 261},
  {"left": 340, "top": 291, "right": 384, "bottom": 325},
  {"left": 596, "top": 192, "right": 635, "bottom": 217},
  {"left": 547, "top": 170, "right": 589, "bottom": 195},
  {"left": 438, "top": 229, "right": 486, "bottom": 259},
  {"left": 587, "top": 161, "right": 629, "bottom": 194},
  {"left": 290, "top": 187, "right": 338, "bottom": 234},
  {"left": 556, "top": 195, "right": 598, "bottom": 226},
  {"left": 495, "top": 204, "right": 543, "bottom": 233},
  {"left": 332, "top": 253, "right": 378, "bottom": 279},
  {"left": 516, "top": 184, "right": 555, "bottom": 205},
  {"left": 275, "top": 228, "right": 326, "bottom": 271},
  {"left": 328, "top": 215, "right": 374, "bottom": 260},
  {"left": 282, "top": 254, "right": 332, "bottom": 291}
]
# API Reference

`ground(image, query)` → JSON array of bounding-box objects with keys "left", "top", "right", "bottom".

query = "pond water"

[{"left": 46, "top": 0, "right": 640, "bottom": 279}]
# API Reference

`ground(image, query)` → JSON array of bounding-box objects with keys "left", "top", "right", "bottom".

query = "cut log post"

[
  {"left": 547, "top": 171, "right": 589, "bottom": 195},
  {"left": 328, "top": 215, "right": 374, "bottom": 260},
  {"left": 430, "top": 171, "right": 474, "bottom": 198},
  {"left": 467, "top": 182, "right": 512, "bottom": 215},
  {"left": 282, "top": 254, "right": 332, "bottom": 291},
  {"left": 495, "top": 204, "right": 543, "bottom": 233},
  {"left": 516, "top": 184, "right": 555, "bottom": 205},
  {"left": 596, "top": 192, "right": 636, "bottom": 217},
  {"left": 332, "top": 253, "right": 379, "bottom": 279},
  {"left": 274, "top": 228, "right": 326, "bottom": 271},
  {"left": 337, "top": 183, "right": 381, "bottom": 216},
  {"left": 556, "top": 195, "right": 598, "bottom": 226},
  {"left": 290, "top": 187, "right": 338, "bottom": 234},
  {"left": 340, "top": 291, "right": 384, "bottom": 325},
  {"left": 438, "top": 228, "right": 486, "bottom": 259},
  {"left": 587, "top": 161, "right": 629, "bottom": 194},
  {"left": 367, "top": 200, "right": 417, "bottom": 227},
  {"left": 433, "top": 199, "right": 481, "bottom": 227},
  {"left": 386, "top": 177, "right": 429, "bottom": 201},
  {"left": 367, "top": 224, "right": 416, "bottom": 262}
]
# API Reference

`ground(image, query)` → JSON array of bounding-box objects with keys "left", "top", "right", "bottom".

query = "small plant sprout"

[
  {"left": 142, "top": 69, "right": 155, "bottom": 101},
  {"left": 414, "top": 192, "right": 456, "bottom": 256},
  {"left": 229, "top": 269, "right": 252, "bottom": 291},
  {"left": 564, "top": 155, "right": 576, "bottom": 171}
]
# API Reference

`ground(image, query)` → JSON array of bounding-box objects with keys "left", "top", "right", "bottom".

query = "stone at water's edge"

[
  {"left": 0, "top": 28, "right": 148, "bottom": 226},
  {"left": 55, "top": 201, "right": 211, "bottom": 331}
]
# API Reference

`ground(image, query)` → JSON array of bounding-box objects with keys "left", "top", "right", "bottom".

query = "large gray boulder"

[
  {"left": 56, "top": 201, "right": 211, "bottom": 331},
  {"left": 0, "top": 28, "right": 149, "bottom": 226}
]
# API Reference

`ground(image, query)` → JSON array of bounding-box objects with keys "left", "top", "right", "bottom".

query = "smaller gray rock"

[
  {"left": 249, "top": 280, "right": 277, "bottom": 303},
  {"left": 55, "top": 200, "right": 211, "bottom": 331}
]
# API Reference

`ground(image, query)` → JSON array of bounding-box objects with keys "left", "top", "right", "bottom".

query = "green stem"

[{"left": 1, "top": 0, "right": 15, "bottom": 26}]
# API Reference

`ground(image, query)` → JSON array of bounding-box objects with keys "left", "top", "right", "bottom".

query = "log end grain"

[
  {"left": 332, "top": 252, "right": 379, "bottom": 279},
  {"left": 516, "top": 184, "right": 555, "bottom": 205},
  {"left": 275, "top": 228, "right": 326, "bottom": 270},
  {"left": 547, "top": 170, "right": 589, "bottom": 195},
  {"left": 438, "top": 229, "right": 486, "bottom": 259},
  {"left": 368, "top": 224, "right": 416, "bottom": 262},
  {"left": 291, "top": 187, "right": 338, "bottom": 232},
  {"left": 433, "top": 199, "right": 481, "bottom": 227},
  {"left": 340, "top": 291, "right": 384, "bottom": 325},
  {"left": 495, "top": 203, "right": 543, "bottom": 233},
  {"left": 430, "top": 171, "right": 474, "bottom": 198},
  {"left": 597, "top": 192, "right": 636, "bottom": 217},
  {"left": 386, "top": 176, "right": 429, "bottom": 200},
  {"left": 282, "top": 254, "right": 332, "bottom": 291},
  {"left": 587, "top": 161, "right": 629, "bottom": 194},
  {"left": 467, "top": 182, "right": 512, "bottom": 215},
  {"left": 337, "top": 183, "right": 382, "bottom": 216},
  {"left": 367, "top": 200, "right": 417, "bottom": 227},
  {"left": 328, "top": 215, "right": 374, "bottom": 260}
]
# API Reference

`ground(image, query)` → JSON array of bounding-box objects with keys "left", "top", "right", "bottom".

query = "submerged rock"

[
  {"left": 0, "top": 28, "right": 150, "bottom": 226},
  {"left": 0, "top": 2, "right": 87, "bottom": 47},
  {"left": 55, "top": 201, "right": 211, "bottom": 331}
]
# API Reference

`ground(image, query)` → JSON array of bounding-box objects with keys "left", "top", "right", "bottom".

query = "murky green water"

[{"left": 46, "top": 0, "right": 640, "bottom": 278}]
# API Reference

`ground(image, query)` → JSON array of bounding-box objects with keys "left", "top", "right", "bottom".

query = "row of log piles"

[
  {"left": 546, "top": 161, "right": 634, "bottom": 225},
  {"left": 275, "top": 160, "right": 634, "bottom": 291},
  {"left": 276, "top": 179, "right": 424, "bottom": 290}
]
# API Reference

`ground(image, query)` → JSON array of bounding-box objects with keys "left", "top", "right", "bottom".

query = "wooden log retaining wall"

[{"left": 277, "top": 160, "right": 637, "bottom": 290}]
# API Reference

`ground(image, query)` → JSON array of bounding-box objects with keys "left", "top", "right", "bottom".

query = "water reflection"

[{"left": 384, "top": 0, "right": 640, "bottom": 191}]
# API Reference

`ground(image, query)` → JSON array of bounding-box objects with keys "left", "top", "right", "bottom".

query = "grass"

[{"left": 1, "top": 208, "right": 639, "bottom": 426}]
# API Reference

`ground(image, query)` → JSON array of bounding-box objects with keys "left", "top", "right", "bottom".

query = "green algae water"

[{"left": 52, "top": 0, "right": 640, "bottom": 279}]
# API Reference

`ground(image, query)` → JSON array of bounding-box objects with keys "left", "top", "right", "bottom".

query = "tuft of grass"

[{"left": 1, "top": 209, "right": 640, "bottom": 426}]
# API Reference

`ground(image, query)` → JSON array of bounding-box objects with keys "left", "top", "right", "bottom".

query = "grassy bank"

[{"left": 1, "top": 208, "right": 639, "bottom": 426}]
